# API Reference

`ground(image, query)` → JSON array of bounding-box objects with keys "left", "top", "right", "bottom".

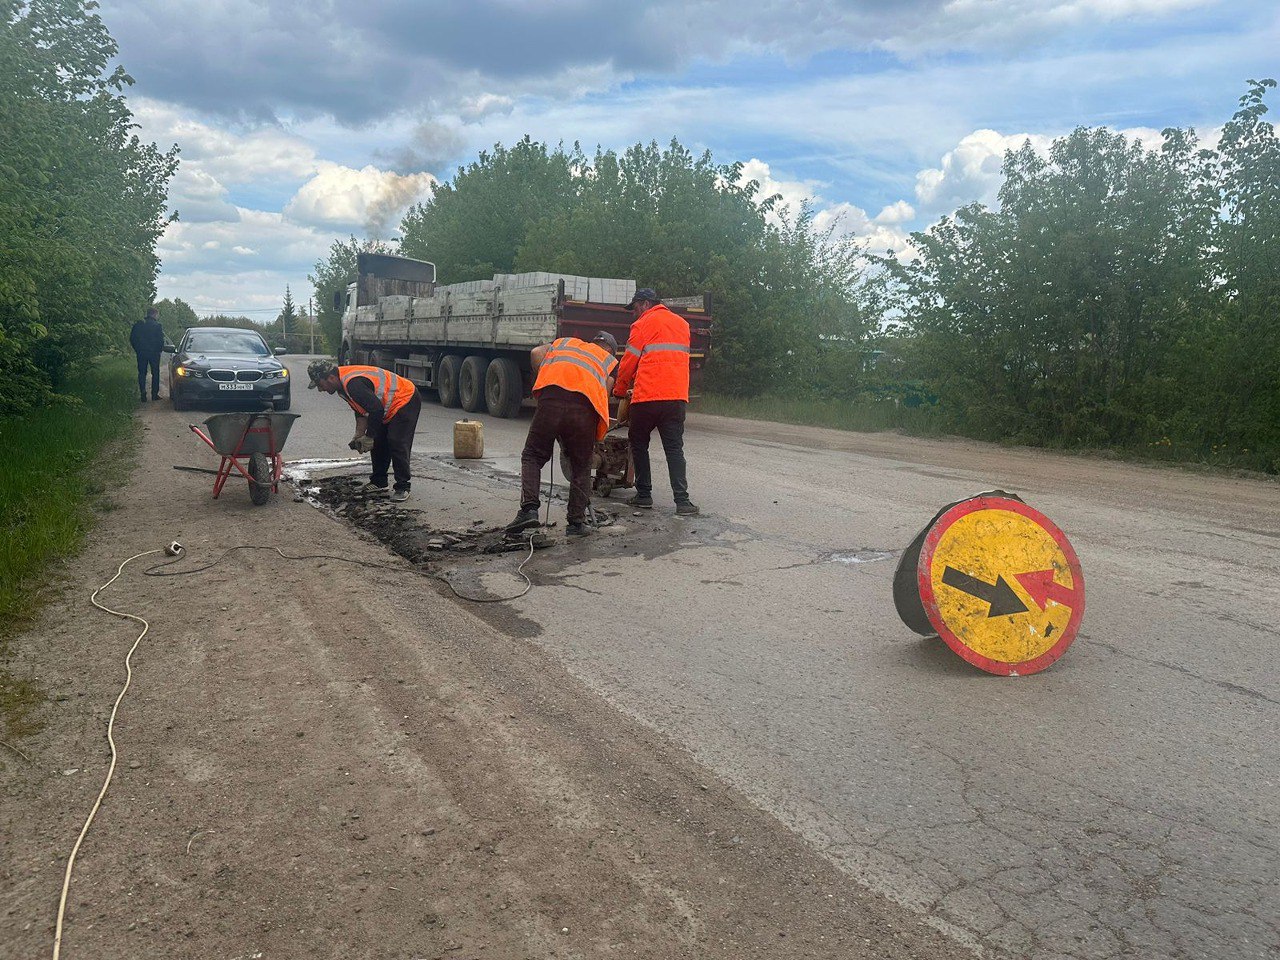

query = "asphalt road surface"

[{"left": 284, "top": 356, "right": 1279, "bottom": 960}]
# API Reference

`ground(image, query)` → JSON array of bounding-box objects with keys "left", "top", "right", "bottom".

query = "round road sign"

[{"left": 916, "top": 495, "right": 1084, "bottom": 675}]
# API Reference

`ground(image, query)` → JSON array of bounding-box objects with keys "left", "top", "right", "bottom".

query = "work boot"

[
  {"left": 359, "top": 481, "right": 388, "bottom": 496},
  {"left": 676, "top": 501, "right": 700, "bottom": 516},
  {"left": 390, "top": 489, "right": 409, "bottom": 503},
  {"left": 506, "top": 508, "right": 540, "bottom": 532},
  {"left": 140, "top": 394, "right": 148, "bottom": 402},
  {"left": 566, "top": 521, "right": 593, "bottom": 537},
  {"left": 627, "top": 493, "right": 653, "bottom": 509}
]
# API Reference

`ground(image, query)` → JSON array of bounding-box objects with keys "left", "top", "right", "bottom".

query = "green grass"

[
  {"left": 0, "top": 356, "right": 139, "bottom": 738},
  {"left": 693, "top": 393, "right": 950, "bottom": 437}
]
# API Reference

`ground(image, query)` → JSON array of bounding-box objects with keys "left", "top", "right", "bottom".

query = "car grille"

[{"left": 208, "top": 369, "right": 264, "bottom": 382}]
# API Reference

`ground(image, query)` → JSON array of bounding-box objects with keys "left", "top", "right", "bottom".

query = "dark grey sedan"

[{"left": 167, "top": 327, "right": 291, "bottom": 411}]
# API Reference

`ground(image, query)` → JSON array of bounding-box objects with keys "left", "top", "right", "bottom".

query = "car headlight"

[
  {"left": 277, "top": 368, "right": 289, "bottom": 379},
  {"left": 175, "top": 366, "right": 205, "bottom": 378}
]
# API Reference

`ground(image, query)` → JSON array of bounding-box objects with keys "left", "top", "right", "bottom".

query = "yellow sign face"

[{"left": 918, "top": 496, "right": 1084, "bottom": 675}]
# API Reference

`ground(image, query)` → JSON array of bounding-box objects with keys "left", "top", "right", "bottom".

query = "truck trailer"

[{"left": 337, "top": 253, "right": 712, "bottom": 418}]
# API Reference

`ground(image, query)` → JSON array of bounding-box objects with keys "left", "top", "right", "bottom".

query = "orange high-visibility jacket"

[
  {"left": 612, "top": 303, "right": 690, "bottom": 403},
  {"left": 534, "top": 337, "right": 619, "bottom": 440},
  {"left": 338, "top": 365, "right": 416, "bottom": 421}
]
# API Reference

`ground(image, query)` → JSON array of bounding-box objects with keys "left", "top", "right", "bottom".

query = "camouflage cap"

[{"left": 306, "top": 359, "right": 338, "bottom": 388}]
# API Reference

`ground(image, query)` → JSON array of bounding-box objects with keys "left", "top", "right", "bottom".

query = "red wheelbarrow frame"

[{"left": 188, "top": 417, "right": 284, "bottom": 499}]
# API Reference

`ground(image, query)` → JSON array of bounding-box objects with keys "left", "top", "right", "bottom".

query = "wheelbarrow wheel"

[{"left": 248, "top": 452, "right": 272, "bottom": 506}]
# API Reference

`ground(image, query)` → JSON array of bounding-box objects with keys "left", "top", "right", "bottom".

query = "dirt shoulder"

[{"left": 1, "top": 404, "right": 971, "bottom": 959}]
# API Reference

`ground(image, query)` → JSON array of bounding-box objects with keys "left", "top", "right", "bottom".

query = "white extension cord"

[{"left": 53, "top": 546, "right": 168, "bottom": 960}]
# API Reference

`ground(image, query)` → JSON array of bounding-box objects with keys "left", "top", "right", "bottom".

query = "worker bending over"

[
  {"left": 613, "top": 289, "right": 698, "bottom": 516},
  {"left": 307, "top": 360, "right": 421, "bottom": 503},
  {"left": 508, "top": 331, "right": 619, "bottom": 537}
]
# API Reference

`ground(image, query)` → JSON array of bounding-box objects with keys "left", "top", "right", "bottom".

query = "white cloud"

[
  {"left": 914, "top": 129, "right": 1053, "bottom": 214},
  {"left": 283, "top": 163, "right": 437, "bottom": 235},
  {"left": 875, "top": 200, "right": 916, "bottom": 224},
  {"left": 738, "top": 158, "right": 825, "bottom": 219},
  {"left": 914, "top": 124, "right": 1174, "bottom": 217},
  {"left": 741, "top": 159, "right": 916, "bottom": 255},
  {"left": 132, "top": 97, "right": 318, "bottom": 186},
  {"left": 459, "top": 93, "right": 515, "bottom": 122},
  {"left": 167, "top": 166, "right": 240, "bottom": 224}
]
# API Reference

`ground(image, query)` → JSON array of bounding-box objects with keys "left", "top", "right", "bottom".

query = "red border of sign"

[{"left": 917, "top": 496, "right": 1085, "bottom": 676}]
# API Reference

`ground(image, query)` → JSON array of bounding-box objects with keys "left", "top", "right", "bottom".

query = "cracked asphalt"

[{"left": 286, "top": 356, "right": 1280, "bottom": 960}]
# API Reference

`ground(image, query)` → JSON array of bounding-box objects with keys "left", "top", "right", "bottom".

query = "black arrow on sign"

[{"left": 941, "top": 566, "right": 1029, "bottom": 618}]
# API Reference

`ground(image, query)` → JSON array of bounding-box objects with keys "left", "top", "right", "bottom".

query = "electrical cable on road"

[
  {"left": 54, "top": 547, "right": 164, "bottom": 960},
  {"left": 55, "top": 530, "right": 539, "bottom": 951}
]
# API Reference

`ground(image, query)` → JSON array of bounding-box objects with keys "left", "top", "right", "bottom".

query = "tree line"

[
  {"left": 879, "top": 80, "right": 1279, "bottom": 472},
  {"left": 313, "top": 81, "right": 1278, "bottom": 472},
  {"left": 0, "top": 0, "right": 176, "bottom": 415}
]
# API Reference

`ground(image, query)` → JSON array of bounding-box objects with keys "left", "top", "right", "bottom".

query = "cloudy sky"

[{"left": 102, "top": 0, "right": 1278, "bottom": 319}]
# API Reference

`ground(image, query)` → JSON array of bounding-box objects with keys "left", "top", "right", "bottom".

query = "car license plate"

[{"left": 218, "top": 383, "right": 254, "bottom": 391}]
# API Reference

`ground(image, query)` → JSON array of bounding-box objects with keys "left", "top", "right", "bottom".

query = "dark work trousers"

[
  {"left": 520, "top": 386, "right": 598, "bottom": 524},
  {"left": 370, "top": 391, "right": 421, "bottom": 492},
  {"left": 136, "top": 353, "right": 161, "bottom": 398},
  {"left": 628, "top": 399, "right": 691, "bottom": 504}
]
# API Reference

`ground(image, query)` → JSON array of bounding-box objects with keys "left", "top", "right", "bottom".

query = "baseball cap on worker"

[
  {"left": 626, "top": 287, "right": 658, "bottom": 308},
  {"left": 306, "top": 359, "right": 338, "bottom": 389},
  {"left": 592, "top": 331, "right": 619, "bottom": 355}
]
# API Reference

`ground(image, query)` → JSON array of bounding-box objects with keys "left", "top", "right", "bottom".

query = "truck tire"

[
  {"left": 436, "top": 354, "right": 462, "bottom": 407},
  {"left": 459, "top": 355, "right": 490, "bottom": 413},
  {"left": 248, "top": 452, "right": 272, "bottom": 506},
  {"left": 339, "top": 342, "right": 350, "bottom": 364},
  {"left": 485, "top": 356, "right": 523, "bottom": 419}
]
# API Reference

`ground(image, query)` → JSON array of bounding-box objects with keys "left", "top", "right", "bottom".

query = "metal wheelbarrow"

[{"left": 187, "top": 412, "right": 300, "bottom": 505}]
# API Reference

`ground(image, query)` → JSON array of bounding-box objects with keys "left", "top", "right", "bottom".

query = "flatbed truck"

[{"left": 337, "top": 253, "right": 712, "bottom": 417}]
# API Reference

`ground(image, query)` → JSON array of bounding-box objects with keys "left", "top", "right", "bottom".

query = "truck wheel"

[
  {"left": 339, "top": 342, "right": 350, "bottom": 364},
  {"left": 459, "top": 355, "right": 490, "bottom": 412},
  {"left": 248, "top": 452, "right": 272, "bottom": 506},
  {"left": 485, "top": 356, "right": 523, "bottom": 418},
  {"left": 436, "top": 354, "right": 462, "bottom": 407}
]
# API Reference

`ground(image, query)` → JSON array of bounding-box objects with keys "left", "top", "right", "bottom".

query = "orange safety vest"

[
  {"left": 338, "top": 365, "right": 415, "bottom": 421},
  {"left": 533, "top": 337, "right": 618, "bottom": 440},
  {"left": 612, "top": 303, "right": 690, "bottom": 403}
]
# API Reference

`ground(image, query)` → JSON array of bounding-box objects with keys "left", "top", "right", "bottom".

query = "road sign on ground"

[{"left": 896, "top": 493, "right": 1085, "bottom": 675}]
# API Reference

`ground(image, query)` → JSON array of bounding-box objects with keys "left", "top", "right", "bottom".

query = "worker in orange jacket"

[
  {"left": 308, "top": 360, "right": 421, "bottom": 503},
  {"left": 612, "top": 288, "right": 698, "bottom": 516},
  {"left": 507, "top": 331, "right": 619, "bottom": 537}
]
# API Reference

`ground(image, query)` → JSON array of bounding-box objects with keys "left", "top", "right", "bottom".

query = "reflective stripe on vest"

[
  {"left": 541, "top": 338, "right": 614, "bottom": 391},
  {"left": 339, "top": 365, "right": 413, "bottom": 420},
  {"left": 622, "top": 303, "right": 691, "bottom": 403}
]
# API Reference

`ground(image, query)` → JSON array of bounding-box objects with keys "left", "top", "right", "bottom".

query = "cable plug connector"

[{"left": 164, "top": 541, "right": 184, "bottom": 557}]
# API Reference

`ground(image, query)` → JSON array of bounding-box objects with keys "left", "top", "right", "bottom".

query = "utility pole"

[{"left": 308, "top": 297, "right": 315, "bottom": 354}]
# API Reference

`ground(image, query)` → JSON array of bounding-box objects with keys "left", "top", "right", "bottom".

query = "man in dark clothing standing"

[
  {"left": 130, "top": 307, "right": 166, "bottom": 401},
  {"left": 307, "top": 360, "right": 421, "bottom": 503}
]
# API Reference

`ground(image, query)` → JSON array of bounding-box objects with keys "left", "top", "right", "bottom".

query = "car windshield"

[{"left": 185, "top": 331, "right": 270, "bottom": 357}]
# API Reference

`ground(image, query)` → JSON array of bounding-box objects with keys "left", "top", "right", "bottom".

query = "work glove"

[{"left": 348, "top": 434, "right": 376, "bottom": 454}]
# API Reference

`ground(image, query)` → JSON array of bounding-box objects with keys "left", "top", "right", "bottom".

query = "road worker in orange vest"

[
  {"left": 307, "top": 360, "right": 422, "bottom": 503},
  {"left": 507, "top": 331, "right": 619, "bottom": 537},
  {"left": 612, "top": 288, "right": 698, "bottom": 516}
]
